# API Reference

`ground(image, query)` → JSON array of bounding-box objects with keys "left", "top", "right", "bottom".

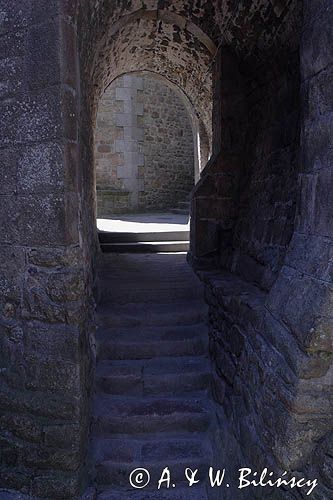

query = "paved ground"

[{"left": 97, "top": 212, "right": 189, "bottom": 233}]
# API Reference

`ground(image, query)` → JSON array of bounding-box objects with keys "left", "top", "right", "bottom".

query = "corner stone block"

[
  {"left": 0, "top": 30, "right": 25, "bottom": 60},
  {"left": 0, "top": 195, "right": 20, "bottom": 244},
  {"left": 0, "top": 245, "right": 25, "bottom": 303},
  {"left": 123, "top": 74, "right": 144, "bottom": 89},
  {"left": 31, "top": 474, "right": 80, "bottom": 499},
  {"left": 0, "top": 87, "right": 64, "bottom": 147},
  {"left": 24, "top": 357, "right": 81, "bottom": 394},
  {"left": 24, "top": 321, "right": 80, "bottom": 363},
  {"left": 26, "top": 20, "right": 61, "bottom": 90},
  {"left": 0, "top": 147, "right": 18, "bottom": 194},
  {"left": 17, "top": 142, "right": 67, "bottom": 194},
  {"left": 115, "top": 112, "right": 137, "bottom": 127},
  {"left": 0, "top": 1, "right": 31, "bottom": 35},
  {"left": 115, "top": 87, "right": 137, "bottom": 100},
  {"left": 115, "top": 139, "right": 139, "bottom": 153},
  {"left": 43, "top": 423, "right": 81, "bottom": 449},
  {"left": 0, "top": 56, "right": 25, "bottom": 99},
  {"left": 17, "top": 192, "right": 79, "bottom": 246}
]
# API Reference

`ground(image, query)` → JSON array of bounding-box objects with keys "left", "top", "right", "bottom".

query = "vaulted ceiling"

[{"left": 78, "top": 0, "right": 302, "bottom": 136}]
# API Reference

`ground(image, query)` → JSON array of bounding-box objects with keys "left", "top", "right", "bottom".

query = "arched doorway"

[{"left": 94, "top": 71, "right": 210, "bottom": 217}]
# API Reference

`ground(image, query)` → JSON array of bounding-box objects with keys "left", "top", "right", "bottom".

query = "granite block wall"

[{"left": 95, "top": 73, "right": 195, "bottom": 216}]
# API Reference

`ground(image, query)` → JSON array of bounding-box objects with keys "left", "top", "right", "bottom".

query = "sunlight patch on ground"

[{"left": 97, "top": 212, "right": 190, "bottom": 233}]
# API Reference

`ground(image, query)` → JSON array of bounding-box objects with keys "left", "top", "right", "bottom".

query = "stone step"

[
  {"left": 93, "top": 436, "right": 212, "bottom": 488},
  {"left": 95, "top": 356, "right": 211, "bottom": 396},
  {"left": 96, "top": 458, "right": 209, "bottom": 488},
  {"left": 97, "top": 254, "right": 204, "bottom": 304},
  {"left": 97, "top": 324, "right": 208, "bottom": 361},
  {"left": 97, "top": 277, "right": 203, "bottom": 304},
  {"left": 97, "top": 302, "right": 208, "bottom": 327},
  {"left": 100, "top": 241, "right": 189, "bottom": 253},
  {"left": 92, "top": 435, "right": 211, "bottom": 464},
  {"left": 92, "top": 396, "right": 213, "bottom": 436},
  {"left": 98, "top": 230, "right": 189, "bottom": 243},
  {"left": 98, "top": 283, "right": 203, "bottom": 304},
  {"left": 96, "top": 485, "right": 209, "bottom": 499}
]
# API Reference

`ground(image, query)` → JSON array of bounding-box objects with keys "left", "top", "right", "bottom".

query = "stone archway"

[
  {"left": 94, "top": 70, "right": 210, "bottom": 216},
  {"left": 0, "top": 1, "right": 332, "bottom": 498}
]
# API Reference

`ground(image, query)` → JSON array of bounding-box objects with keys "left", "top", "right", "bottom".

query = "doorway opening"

[{"left": 94, "top": 71, "right": 211, "bottom": 252}]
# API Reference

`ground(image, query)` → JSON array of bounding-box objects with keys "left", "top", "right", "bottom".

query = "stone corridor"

[
  {"left": 89, "top": 251, "right": 214, "bottom": 499},
  {"left": 1, "top": 1, "right": 332, "bottom": 498}
]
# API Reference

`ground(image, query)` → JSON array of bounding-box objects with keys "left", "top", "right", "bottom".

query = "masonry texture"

[
  {"left": 0, "top": 1, "right": 332, "bottom": 499},
  {"left": 95, "top": 73, "right": 195, "bottom": 215}
]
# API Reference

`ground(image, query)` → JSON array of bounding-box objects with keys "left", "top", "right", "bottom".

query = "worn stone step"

[
  {"left": 97, "top": 255, "right": 204, "bottom": 304},
  {"left": 93, "top": 396, "right": 212, "bottom": 436},
  {"left": 96, "top": 458, "right": 210, "bottom": 488},
  {"left": 92, "top": 435, "right": 211, "bottom": 464},
  {"left": 95, "top": 356, "right": 211, "bottom": 396},
  {"left": 101, "top": 241, "right": 189, "bottom": 253},
  {"left": 98, "top": 230, "right": 190, "bottom": 243},
  {"left": 93, "top": 436, "right": 212, "bottom": 488},
  {"left": 98, "top": 281, "right": 202, "bottom": 304},
  {"left": 96, "top": 484, "right": 209, "bottom": 499},
  {"left": 97, "top": 302, "right": 208, "bottom": 327},
  {"left": 97, "top": 324, "right": 208, "bottom": 361}
]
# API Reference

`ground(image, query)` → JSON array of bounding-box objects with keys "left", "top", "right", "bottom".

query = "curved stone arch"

[
  {"left": 103, "top": 68, "right": 212, "bottom": 177},
  {"left": 105, "top": 9, "right": 217, "bottom": 55},
  {"left": 87, "top": 12, "right": 215, "bottom": 144}
]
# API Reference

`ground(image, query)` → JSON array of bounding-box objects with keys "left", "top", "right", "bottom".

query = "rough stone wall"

[
  {"left": 228, "top": 53, "right": 300, "bottom": 291},
  {"left": 190, "top": 2, "right": 333, "bottom": 499},
  {"left": 95, "top": 73, "right": 194, "bottom": 215},
  {"left": 191, "top": 45, "right": 300, "bottom": 290},
  {"left": 140, "top": 74, "right": 195, "bottom": 210},
  {"left": 0, "top": 1, "right": 95, "bottom": 498}
]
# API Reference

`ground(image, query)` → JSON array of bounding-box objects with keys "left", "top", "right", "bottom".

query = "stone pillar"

[
  {"left": 95, "top": 75, "right": 144, "bottom": 215},
  {"left": 190, "top": 47, "right": 245, "bottom": 265},
  {"left": 0, "top": 1, "right": 93, "bottom": 497},
  {"left": 114, "top": 74, "right": 145, "bottom": 210}
]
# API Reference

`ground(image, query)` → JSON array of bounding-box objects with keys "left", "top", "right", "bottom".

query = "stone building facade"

[{"left": 95, "top": 73, "right": 196, "bottom": 216}]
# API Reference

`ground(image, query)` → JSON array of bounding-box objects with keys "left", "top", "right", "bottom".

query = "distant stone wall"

[{"left": 95, "top": 73, "right": 195, "bottom": 216}]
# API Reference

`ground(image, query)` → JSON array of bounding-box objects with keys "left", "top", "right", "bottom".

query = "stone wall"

[
  {"left": 0, "top": 1, "right": 95, "bottom": 498},
  {"left": 1, "top": 0, "right": 332, "bottom": 498},
  {"left": 190, "top": 2, "right": 333, "bottom": 498},
  {"left": 95, "top": 73, "right": 195, "bottom": 216}
]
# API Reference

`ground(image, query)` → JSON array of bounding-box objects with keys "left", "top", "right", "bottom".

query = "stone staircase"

[
  {"left": 89, "top": 253, "right": 214, "bottom": 499},
  {"left": 98, "top": 228, "right": 189, "bottom": 253}
]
